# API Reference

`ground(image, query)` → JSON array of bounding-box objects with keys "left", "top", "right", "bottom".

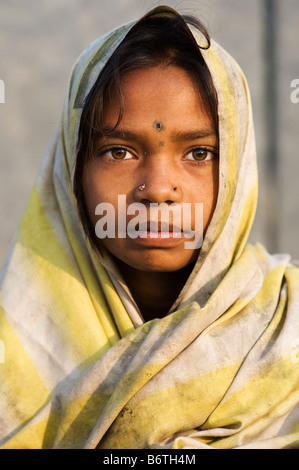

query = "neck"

[{"left": 116, "top": 260, "right": 194, "bottom": 322}]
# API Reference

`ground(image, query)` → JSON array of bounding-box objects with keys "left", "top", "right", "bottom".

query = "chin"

[{"left": 115, "top": 250, "right": 199, "bottom": 273}]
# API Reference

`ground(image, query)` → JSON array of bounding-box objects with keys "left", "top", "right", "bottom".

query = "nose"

[{"left": 134, "top": 157, "right": 182, "bottom": 205}]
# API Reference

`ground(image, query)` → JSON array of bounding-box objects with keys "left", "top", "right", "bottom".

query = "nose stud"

[{"left": 138, "top": 184, "right": 178, "bottom": 192}]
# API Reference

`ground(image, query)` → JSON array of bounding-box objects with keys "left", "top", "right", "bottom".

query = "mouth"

[
  {"left": 137, "top": 230, "right": 182, "bottom": 239},
  {"left": 125, "top": 221, "right": 196, "bottom": 248},
  {"left": 128, "top": 221, "right": 189, "bottom": 236},
  {"left": 94, "top": 198, "right": 203, "bottom": 249}
]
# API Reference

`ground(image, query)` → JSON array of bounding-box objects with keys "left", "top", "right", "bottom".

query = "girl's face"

[{"left": 82, "top": 65, "right": 219, "bottom": 272}]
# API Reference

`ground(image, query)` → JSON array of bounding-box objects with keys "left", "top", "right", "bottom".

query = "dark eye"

[
  {"left": 185, "top": 148, "right": 215, "bottom": 162},
  {"left": 104, "top": 148, "right": 134, "bottom": 160}
]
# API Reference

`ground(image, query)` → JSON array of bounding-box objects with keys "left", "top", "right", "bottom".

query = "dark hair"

[{"left": 74, "top": 8, "right": 218, "bottom": 244}]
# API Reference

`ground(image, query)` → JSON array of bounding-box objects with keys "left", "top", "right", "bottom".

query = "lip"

[
  {"left": 139, "top": 230, "right": 183, "bottom": 238},
  {"left": 138, "top": 221, "right": 182, "bottom": 232},
  {"left": 129, "top": 230, "right": 190, "bottom": 247}
]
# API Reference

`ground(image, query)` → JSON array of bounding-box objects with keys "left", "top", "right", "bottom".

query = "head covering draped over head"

[{"left": 1, "top": 6, "right": 299, "bottom": 449}]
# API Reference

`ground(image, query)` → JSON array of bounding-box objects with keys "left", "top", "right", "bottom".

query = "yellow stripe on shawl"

[
  {"left": 0, "top": 310, "right": 50, "bottom": 424},
  {"left": 203, "top": 44, "right": 240, "bottom": 237},
  {"left": 98, "top": 362, "right": 240, "bottom": 449},
  {"left": 232, "top": 182, "right": 258, "bottom": 261},
  {"left": 205, "top": 356, "right": 299, "bottom": 449},
  {"left": 19, "top": 186, "right": 121, "bottom": 361},
  {"left": 0, "top": 402, "right": 60, "bottom": 449}
]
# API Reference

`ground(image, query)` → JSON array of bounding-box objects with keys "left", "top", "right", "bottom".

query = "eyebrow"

[
  {"left": 171, "top": 129, "right": 218, "bottom": 142},
  {"left": 99, "top": 128, "right": 138, "bottom": 141},
  {"left": 98, "top": 128, "right": 217, "bottom": 143}
]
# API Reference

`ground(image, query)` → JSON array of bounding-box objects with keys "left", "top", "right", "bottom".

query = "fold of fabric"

[{"left": 0, "top": 6, "right": 299, "bottom": 449}]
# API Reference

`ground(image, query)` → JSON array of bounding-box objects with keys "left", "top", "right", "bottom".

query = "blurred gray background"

[{"left": 0, "top": 0, "right": 298, "bottom": 267}]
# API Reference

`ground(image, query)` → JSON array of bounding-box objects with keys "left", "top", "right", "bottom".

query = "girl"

[{"left": 0, "top": 6, "right": 299, "bottom": 449}]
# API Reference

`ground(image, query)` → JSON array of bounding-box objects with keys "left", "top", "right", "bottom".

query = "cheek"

[
  {"left": 82, "top": 165, "right": 131, "bottom": 235},
  {"left": 192, "top": 164, "right": 219, "bottom": 231},
  {"left": 82, "top": 168, "right": 111, "bottom": 224}
]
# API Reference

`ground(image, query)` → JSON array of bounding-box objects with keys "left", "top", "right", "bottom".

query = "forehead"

[{"left": 102, "top": 65, "right": 214, "bottom": 130}]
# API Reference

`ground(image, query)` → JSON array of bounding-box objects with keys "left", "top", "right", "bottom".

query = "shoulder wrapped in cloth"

[{"left": 1, "top": 6, "right": 299, "bottom": 449}]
